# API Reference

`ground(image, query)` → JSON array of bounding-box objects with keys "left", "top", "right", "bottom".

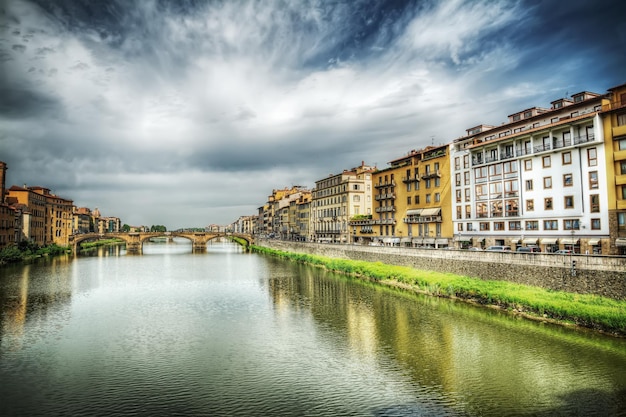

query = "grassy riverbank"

[
  {"left": 79, "top": 239, "right": 125, "bottom": 251},
  {"left": 0, "top": 242, "right": 70, "bottom": 265},
  {"left": 251, "top": 245, "right": 626, "bottom": 337}
]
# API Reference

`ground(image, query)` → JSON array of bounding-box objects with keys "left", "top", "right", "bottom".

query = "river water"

[{"left": 1, "top": 239, "right": 625, "bottom": 416}]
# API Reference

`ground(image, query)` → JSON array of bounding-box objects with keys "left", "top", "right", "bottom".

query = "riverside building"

[
  {"left": 312, "top": 162, "right": 375, "bottom": 244},
  {"left": 364, "top": 144, "right": 452, "bottom": 247},
  {"left": 451, "top": 90, "right": 609, "bottom": 253},
  {"left": 601, "top": 83, "right": 626, "bottom": 254}
]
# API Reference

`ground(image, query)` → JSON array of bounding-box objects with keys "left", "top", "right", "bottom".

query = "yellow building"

[
  {"left": 370, "top": 145, "right": 452, "bottom": 247},
  {"left": 601, "top": 83, "right": 626, "bottom": 254}
]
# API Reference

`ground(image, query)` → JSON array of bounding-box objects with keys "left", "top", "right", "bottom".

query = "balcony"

[
  {"left": 373, "top": 219, "right": 396, "bottom": 225},
  {"left": 375, "top": 206, "right": 396, "bottom": 213},
  {"left": 574, "top": 133, "right": 595, "bottom": 145},
  {"left": 403, "top": 216, "right": 442, "bottom": 224},
  {"left": 401, "top": 175, "right": 420, "bottom": 183},
  {"left": 374, "top": 180, "right": 396, "bottom": 188},
  {"left": 613, "top": 125, "right": 626, "bottom": 137},
  {"left": 375, "top": 193, "right": 396, "bottom": 201},
  {"left": 421, "top": 170, "right": 441, "bottom": 179}
]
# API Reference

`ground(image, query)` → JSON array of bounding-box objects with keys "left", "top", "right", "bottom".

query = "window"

[
  {"left": 456, "top": 190, "right": 461, "bottom": 203},
  {"left": 476, "top": 184, "right": 488, "bottom": 200},
  {"left": 435, "top": 193, "right": 440, "bottom": 202},
  {"left": 353, "top": 195, "right": 360, "bottom": 202},
  {"left": 621, "top": 161, "right": 626, "bottom": 175},
  {"left": 589, "top": 171, "right": 598, "bottom": 189},
  {"left": 455, "top": 157, "right": 460, "bottom": 170},
  {"left": 545, "top": 197, "right": 553, "bottom": 210},
  {"left": 463, "top": 155, "right": 469, "bottom": 168},
  {"left": 494, "top": 222, "right": 505, "bottom": 231},
  {"left": 590, "top": 194, "right": 600, "bottom": 212},
  {"left": 542, "top": 155, "right": 551, "bottom": 168},
  {"left": 467, "top": 223, "right": 474, "bottom": 231},
  {"left": 563, "top": 173, "right": 573, "bottom": 187},
  {"left": 526, "top": 221, "right": 539, "bottom": 230},
  {"left": 456, "top": 206, "right": 462, "bottom": 219},
  {"left": 435, "top": 177, "right": 441, "bottom": 187},
  {"left": 524, "top": 159, "right": 532, "bottom": 171},
  {"left": 455, "top": 173, "right": 461, "bottom": 186},
  {"left": 465, "top": 188, "right": 471, "bottom": 202},
  {"left": 457, "top": 223, "right": 464, "bottom": 231},
  {"left": 476, "top": 202, "right": 488, "bottom": 218},
  {"left": 525, "top": 179, "right": 533, "bottom": 191},
  {"left": 588, "top": 148, "right": 597, "bottom": 166},
  {"left": 564, "top": 196, "right": 574, "bottom": 209},
  {"left": 479, "top": 222, "right": 490, "bottom": 231},
  {"left": 543, "top": 177, "right": 552, "bottom": 189},
  {"left": 619, "top": 138, "right": 626, "bottom": 151},
  {"left": 591, "top": 218, "right": 601, "bottom": 230},
  {"left": 504, "top": 180, "right": 518, "bottom": 197},
  {"left": 617, "top": 112, "right": 626, "bottom": 126},
  {"left": 562, "top": 152, "right": 571, "bottom": 165},
  {"left": 426, "top": 194, "right": 431, "bottom": 203},
  {"left": 407, "top": 196, "right": 412, "bottom": 205},
  {"left": 464, "top": 172, "right": 470, "bottom": 185},
  {"left": 526, "top": 199, "right": 534, "bottom": 211},
  {"left": 509, "top": 221, "right": 521, "bottom": 230},
  {"left": 425, "top": 179, "right": 431, "bottom": 189},
  {"left": 622, "top": 186, "right": 626, "bottom": 200},
  {"left": 564, "top": 219, "right": 580, "bottom": 230},
  {"left": 465, "top": 205, "right": 471, "bottom": 219},
  {"left": 544, "top": 220, "right": 558, "bottom": 230}
]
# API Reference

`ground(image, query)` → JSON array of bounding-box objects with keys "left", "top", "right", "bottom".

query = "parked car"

[
  {"left": 485, "top": 245, "right": 512, "bottom": 252},
  {"left": 467, "top": 247, "right": 483, "bottom": 251},
  {"left": 554, "top": 249, "right": 574, "bottom": 254},
  {"left": 517, "top": 245, "right": 541, "bottom": 253}
]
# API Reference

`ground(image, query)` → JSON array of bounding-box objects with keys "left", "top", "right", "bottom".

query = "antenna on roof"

[{"left": 431, "top": 136, "right": 435, "bottom": 146}]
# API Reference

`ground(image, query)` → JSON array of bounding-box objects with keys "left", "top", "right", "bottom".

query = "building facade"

[
  {"left": 451, "top": 91, "right": 608, "bottom": 253},
  {"left": 312, "top": 162, "right": 375, "bottom": 243}
]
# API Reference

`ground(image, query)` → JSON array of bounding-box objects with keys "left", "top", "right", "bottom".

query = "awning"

[
  {"left": 400, "top": 237, "right": 412, "bottom": 243},
  {"left": 412, "top": 238, "right": 423, "bottom": 244},
  {"left": 588, "top": 239, "right": 600, "bottom": 245},
  {"left": 435, "top": 238, "right": 449, "bottom": 245},
  {"left": 423, "top": 238, "right": 435, "bottom": 244},
  {"left": 540, "top": 238, "right": 558, "bottom": 245},
  {"left": 406, "top": 209, "right": 422, "bottom": 216},
  {"left": 383, "top": 237, "right": 392, "bottom": 243},
  {"left": 522, "top": 238, "right": 538, "bottom": 244},
  {"left": 473, "top": 237, "right": 485, "bottom": 243},
  {"left": 616, "top": 238, "right": 626, "bottom": 247},
  {"left": 510, "top": 238, "right": 521, "bottom": 244},
  {"left": 560, "top": 238, "right": 580, "bottom": 245},
  {"left": 454, "top": 236, "right": 472, "bottom": 242},
  {"left": 421, "top": 208, "right": 441, "bottom": 216}
]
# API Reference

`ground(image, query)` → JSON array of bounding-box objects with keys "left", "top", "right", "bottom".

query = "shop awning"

[
  {"left": 540, "top": 238, "right": 558, "bottom": 245},
  {"left": 406, "top": 209, "right": 422, "bottom": 216},
  {"left": 435, "top": 238, "right": 449, "bottom": 245},
  {"left": 473, "top": 237, "right": 485, "bottom": 243},
  {"left": 423, "top": 238, "right": 435, "bottom": 244},
  {"left": 400, "top": 237, "right": 412, "bottom": 243},
  {"left": 454, "top": 236, "right": 472, "bottom": 241},
  {"left": 522, "top": 238, "right": 538, "bottom": 244},
  {"left": 588, "top": 239, "right": 600, "bottom": 245},
  {"left": 412, "top": 238, "right": 423, "bottom": 244},
  {"left": 560, "top": 238, "right": 580, "bottom": 245},
  {"left": 510, "top": 238, "right": 521, "bottom": 244},
  {"left": 421, "top": 208, "right": 441, "bottom": 216},
  {"left": 615, "top": 238, "right": 626, "bottom": 247}
]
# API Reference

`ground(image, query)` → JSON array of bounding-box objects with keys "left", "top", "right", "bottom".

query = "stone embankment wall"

[{"left": 257, "top": 240, "right": 626, "bottom": 300}]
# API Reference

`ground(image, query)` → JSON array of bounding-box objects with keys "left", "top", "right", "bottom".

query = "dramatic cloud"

[{"left": 1, "top": 0, "right": 625, "bottom": 227}]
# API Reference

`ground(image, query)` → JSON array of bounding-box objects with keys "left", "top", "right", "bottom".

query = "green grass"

[
  {"left": 251, "top": 245, "right": 626, "bottom": 336},
  {"left": 79, "top": 238, "right": 125, "bottom": 251}
]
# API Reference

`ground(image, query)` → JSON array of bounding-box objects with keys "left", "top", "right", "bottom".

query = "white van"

[{"left": 485, "top": 245, "right": 512, "bottom": 252}]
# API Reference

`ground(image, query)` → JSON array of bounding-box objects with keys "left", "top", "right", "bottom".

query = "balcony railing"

[
  {"left": 401, "top": 175, "right": 420, "bottom": 183},
  {"left": 374, "top": 181, "right": 396, "bottom": 188},
  {"left": 403, "top": 216, "right": 442, "bottom": 224},
  {"left": 421, "top": 170, "right": 441, "bottom": 179},
  {"left": 375, "top": 193, "right": 396, "bottom": 201},
  {"left": 375, "top": 206, "right": 396, "bottom": 213}
]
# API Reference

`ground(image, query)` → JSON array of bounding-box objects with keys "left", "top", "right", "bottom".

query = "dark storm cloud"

[{"left": 1, "top": 0, "right": 625, "bottom": 228}]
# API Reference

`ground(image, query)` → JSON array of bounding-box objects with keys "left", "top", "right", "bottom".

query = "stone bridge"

[{"left": 69, "top": 231, "right": 254, "bottom": 254}]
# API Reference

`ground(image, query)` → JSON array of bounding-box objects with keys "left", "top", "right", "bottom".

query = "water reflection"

[
  {"left": 1, "top": 247, "right": 625, "bottom": 416},
  {"left": 266, "top": 261, "right": 626, "bottom": 416}
]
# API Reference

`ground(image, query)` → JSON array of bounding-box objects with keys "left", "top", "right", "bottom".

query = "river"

[{"left": 1, "top": 239, "right": 625, "bottom": 416}]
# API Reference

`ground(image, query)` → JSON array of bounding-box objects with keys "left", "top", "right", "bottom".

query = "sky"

[{"left": 1, "top": 0, "right": 625, "bottom": 229}]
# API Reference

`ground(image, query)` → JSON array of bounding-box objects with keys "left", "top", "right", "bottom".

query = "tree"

[{"left": 122, "top": 224, "right": 131, "bottom": 232}]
